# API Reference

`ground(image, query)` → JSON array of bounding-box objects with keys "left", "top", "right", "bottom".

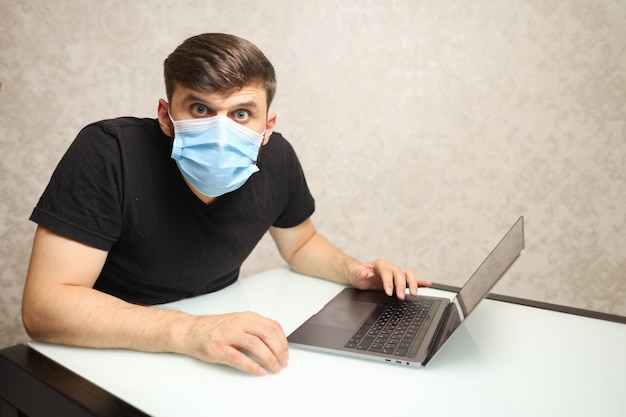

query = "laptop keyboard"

[{"left": 344, "top": 297, "right": 440, "bottom": 358}]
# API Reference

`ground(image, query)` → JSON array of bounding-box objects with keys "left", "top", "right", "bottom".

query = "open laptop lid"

[
  {"left": 424, "top": 217, "right": 525, "bottom": 364},
  {"left": 454, "top": 216, "right": 525, "bottom": 319}
]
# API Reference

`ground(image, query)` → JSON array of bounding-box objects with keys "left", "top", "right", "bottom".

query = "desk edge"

[
  {"left": 0, "top": 344, "right": 151, "bottom": 417},
  {"left": 429, "top": 283, "right": 626, "bottom": 324}
]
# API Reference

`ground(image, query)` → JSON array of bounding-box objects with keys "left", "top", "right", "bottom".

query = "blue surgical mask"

[{"left": 169, "top": 113, "right": 265, "bottom": 197}]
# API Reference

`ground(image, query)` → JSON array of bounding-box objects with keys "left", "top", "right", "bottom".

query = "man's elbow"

[
  {"left": 22, "top": 303, "right": 39, "bottom": 340},
  {"left": 21, "top": 295, "right": 50, "bottom": 341}
]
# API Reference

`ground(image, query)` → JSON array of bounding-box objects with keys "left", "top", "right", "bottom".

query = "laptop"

[{"left": 288, "top": 216, "right": 524, "bottom": 366}]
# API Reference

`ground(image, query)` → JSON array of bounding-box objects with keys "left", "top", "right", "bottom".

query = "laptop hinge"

[
  {"left": 424, "top": 300, "right": 463, "bottom": 365},
  {"left": 451, "top": 296, "right": 465, "bottom": 322}
]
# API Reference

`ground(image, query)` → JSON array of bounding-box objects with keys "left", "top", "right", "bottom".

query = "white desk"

[{"left": 25, "top": 267, "right": 626, "bottom": 417}]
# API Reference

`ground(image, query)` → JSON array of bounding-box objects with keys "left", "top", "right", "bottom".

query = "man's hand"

[
  {"left": 183, "top": 312, "right": 289, "bottom": 376},
  {"left": 347, "top": 259, "right": 431, "bottom": 300}
]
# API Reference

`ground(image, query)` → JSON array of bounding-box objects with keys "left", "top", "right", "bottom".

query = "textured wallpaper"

[{"left": 1, "top": 0, "right": 625, "bottom": 349}]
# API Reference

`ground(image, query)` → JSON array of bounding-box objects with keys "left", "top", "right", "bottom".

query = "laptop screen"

[{"left": 456, "top": 217, "right": 525, "bottom": 317}]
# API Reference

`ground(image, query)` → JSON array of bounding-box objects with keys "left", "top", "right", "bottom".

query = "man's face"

[
  {"left": 156, "top": 82, "right": 277, "bottom": 203},
  {"left": 158, "top": 82, "right": 276, "bottom": 144}
]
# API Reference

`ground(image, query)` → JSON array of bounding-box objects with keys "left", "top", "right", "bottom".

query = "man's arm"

[
  {"left": 22, "top": 226, "right": 289, "bottom": 376},
  {"left": 269, "top": 218, "right": 430, "bottom": 300}
]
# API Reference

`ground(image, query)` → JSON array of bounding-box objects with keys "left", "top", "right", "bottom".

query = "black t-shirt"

[{"left": 30, "top": 117, "right": 315, "bottom": 305}]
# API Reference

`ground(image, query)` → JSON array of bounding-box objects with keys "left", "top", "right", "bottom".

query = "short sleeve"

[
  {"left": 30, "top": 123, "right": 123, "bottom": 250},
  {"left": 270, "top": 137, "right": 315, "bottom": 228}
]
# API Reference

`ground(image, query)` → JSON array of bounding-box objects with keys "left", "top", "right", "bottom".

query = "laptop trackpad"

[{"left": 308, "top": 300, "right": 377, "bottom": 330}]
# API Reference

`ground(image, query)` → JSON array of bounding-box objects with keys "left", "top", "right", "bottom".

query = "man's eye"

[
  {"left": 191, "top": 104, "right": 209, "bottom": 116},
  {"left": 233, "top": 110, "right": 249, "bottom": 121}
]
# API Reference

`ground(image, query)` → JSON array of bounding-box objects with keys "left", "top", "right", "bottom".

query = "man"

[{"left": 22, "top": 33, "right": 430, "bottom": 376}]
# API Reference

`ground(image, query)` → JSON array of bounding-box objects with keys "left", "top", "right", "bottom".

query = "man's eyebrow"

[
  {"left": 235, "top": 100, "right": 259, "bottom": 109},
  {"left": 181, "top": 93, "right": 259, "bottom": 110},
  {"left": 181, "top": 93, "right": 210, "bottom": 105}
]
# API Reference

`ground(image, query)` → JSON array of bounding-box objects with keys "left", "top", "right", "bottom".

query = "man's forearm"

[
  {"left": 23, "top": 282, "right": 291, "bottom": 375},
  {"left": 23, "top": 283, "right": 196, "bottom": 355},
  {"left": 285, "top": 232, "right": 359, "bottom": 285}
]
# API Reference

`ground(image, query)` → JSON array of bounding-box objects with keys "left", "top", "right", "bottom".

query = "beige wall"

[{"left": 1, "top": 0, "right": 625, "bottom": 348}]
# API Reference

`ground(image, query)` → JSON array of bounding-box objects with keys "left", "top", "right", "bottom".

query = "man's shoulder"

[
  {"left": 85, "top": 117, "right": 160, "bottom": 135},
  {"left": 74, "top": 117, "right": 164, "bottom": 149},
  {"left": 67, "top": 117, "right": 166, "bottom": 163},
  {"left": 264, "top": 131, "right": 296, "bottom": 154}
]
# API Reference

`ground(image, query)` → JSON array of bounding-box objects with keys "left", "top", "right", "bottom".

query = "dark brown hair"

[{"left": 164, "top": 33, "right": 276, "bottom": 108}]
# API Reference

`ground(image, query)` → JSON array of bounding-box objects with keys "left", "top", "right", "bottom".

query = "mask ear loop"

[
  {"left": 167, "top": 105, "right": 176, "bottom": 140},
  {"left": 255, "top": 126, "right": 267, "bottom": 164}
]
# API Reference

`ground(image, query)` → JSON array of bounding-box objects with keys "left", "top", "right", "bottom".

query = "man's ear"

[
  {"left": 263, "top": 112, "right": 277, "bottom": 145},
  {"left": 157, "top": 99, "right": 172, "bottom": 137}
]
